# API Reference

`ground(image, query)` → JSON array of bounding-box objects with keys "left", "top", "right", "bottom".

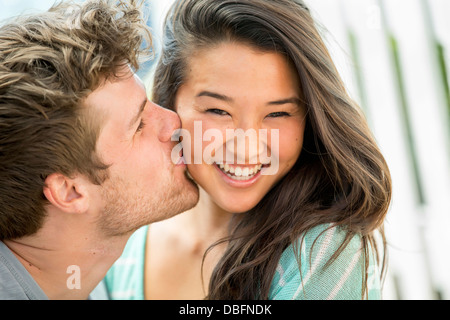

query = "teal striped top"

[{"left": 103, "top": 224, "right": 382, "bottom": 300}]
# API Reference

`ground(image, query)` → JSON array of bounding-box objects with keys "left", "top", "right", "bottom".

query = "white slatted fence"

[{"left": 305, "top": 0, "right": 450, "bottom": 299}]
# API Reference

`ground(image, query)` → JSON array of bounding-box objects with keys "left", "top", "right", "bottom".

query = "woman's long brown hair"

[{"left": 153, "top": 0, "right": 392, "bottom": 299}]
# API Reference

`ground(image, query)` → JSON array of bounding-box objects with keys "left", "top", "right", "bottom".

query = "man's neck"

[{"left": 4, "top": 230, "right": 129, "bottom": 300}]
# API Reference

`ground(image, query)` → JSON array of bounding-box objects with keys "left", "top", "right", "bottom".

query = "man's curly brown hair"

[{"left": 0, "top": 0, "right": 152, "bottom": 240}]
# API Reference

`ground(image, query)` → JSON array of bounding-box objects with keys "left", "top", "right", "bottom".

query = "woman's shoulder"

[
  {"left": 278, "top": 224, "right": 363, "bottom": 264},
  {"left": 103, "top": 225, "right": 149, "bottom": 300},
  {"left": 300, "top": 223, "right": 364, "bottom": 260},
  {"left": 270, "top": 223, "right": 382, "bottom": 300}
]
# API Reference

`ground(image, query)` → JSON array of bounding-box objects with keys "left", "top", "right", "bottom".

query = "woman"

[{"left": 104, "top": 0, "right": 391, "bottom": 300}]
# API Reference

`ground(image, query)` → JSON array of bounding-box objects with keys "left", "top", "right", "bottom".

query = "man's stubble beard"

[{"left": 97, "top": 169, "right": 199, "bottom": 237}]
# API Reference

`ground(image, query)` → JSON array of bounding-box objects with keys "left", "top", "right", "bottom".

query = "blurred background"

[{"left": 1, "top": 0, "right": 449, "bottom": 300}]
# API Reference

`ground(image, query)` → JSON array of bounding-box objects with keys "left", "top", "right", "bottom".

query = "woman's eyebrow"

[
  {"left": 266, "top": 97, "right": 302, "bottom": 106},
  {"left": 197, "top": 91, "right": 301, "bottom": 106},
  {"left": 196, "top": 91, "right": 233, "bottom": 103}
]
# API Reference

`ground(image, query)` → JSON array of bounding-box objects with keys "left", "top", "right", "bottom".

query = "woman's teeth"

[{"left": 217, "top": 163, "right": 263, "bottom": 181}]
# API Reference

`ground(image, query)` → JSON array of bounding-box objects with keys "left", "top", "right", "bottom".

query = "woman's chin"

[{"left": 216, "top": 198, "right": 260, "bottom": 214}]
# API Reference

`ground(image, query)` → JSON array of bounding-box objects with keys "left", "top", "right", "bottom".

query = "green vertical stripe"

[
  {"left": 436, "top": 43, "right": 450, "bottom": 130},
  {"left": 347, "top": 29, "right": 370, "bottom": 124},
  {"left": 388, "top": 35, "right": 426, "bottom": 205}
]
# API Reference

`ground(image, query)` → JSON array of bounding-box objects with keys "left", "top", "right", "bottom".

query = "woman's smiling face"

[{"left": 175, "top": 42, "right": 307, "bottom": 213}]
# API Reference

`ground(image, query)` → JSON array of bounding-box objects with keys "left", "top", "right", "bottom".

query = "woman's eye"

[
  {"left": 206, "top": 108, "right": 230, "bottom": 116},
  {"left": 266, "top": 112, "right": 291, "bottom": 118}
]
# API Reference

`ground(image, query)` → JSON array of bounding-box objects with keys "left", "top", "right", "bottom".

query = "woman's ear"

[{"left": 43, "top": 173, "right": 90, "bottom": 214}]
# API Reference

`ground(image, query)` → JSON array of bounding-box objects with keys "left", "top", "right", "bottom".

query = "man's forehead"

[
  {"left": 84, "top": 68, "right": 144, "bottom": 110},
  {"left": 79, "top": 73, "right": 146, "bottom": 144}
]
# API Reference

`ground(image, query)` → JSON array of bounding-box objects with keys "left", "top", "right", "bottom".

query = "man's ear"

[{"left": 43, "top": 173, "right": 90, "bottom": 214}]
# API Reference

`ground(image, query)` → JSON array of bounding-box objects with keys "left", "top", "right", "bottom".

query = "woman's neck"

[{"left": 177, "top": 188, "right": 234, "bottom": 244}]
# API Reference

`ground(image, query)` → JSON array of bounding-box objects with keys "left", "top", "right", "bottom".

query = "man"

[{"left": 0, "top": 0, "right": 199, "bottom": 300}]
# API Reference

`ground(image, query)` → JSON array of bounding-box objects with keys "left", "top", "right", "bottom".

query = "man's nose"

[{"left": 151, "top": 102, "right": 181, "bottom": 142}]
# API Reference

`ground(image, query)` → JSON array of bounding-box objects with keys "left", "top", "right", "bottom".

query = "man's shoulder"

[
  {"left": 0, "top": 260, "right": 29, "bottom": 300},
  {"left": 0, "top": 241, "right": 48, "bottom": 300}
]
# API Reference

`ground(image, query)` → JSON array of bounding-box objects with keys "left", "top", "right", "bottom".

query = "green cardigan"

[{"left": 103, "top": 224, "right": 382, "bottom": 300}]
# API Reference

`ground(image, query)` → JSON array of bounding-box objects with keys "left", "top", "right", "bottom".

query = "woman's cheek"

[{"left": 277, "top": 125, "right": 304, "bottom": 169}]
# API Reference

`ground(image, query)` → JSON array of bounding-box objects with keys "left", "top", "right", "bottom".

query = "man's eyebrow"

[
  {"left": 267, "top": 97, "right": 302, "bottom": 106},
  {"left": 129, "top": 99, "right": 147, "bottom": 129},
  {"left": 196, "top": 91, "right": 234, "bottom": 103}
]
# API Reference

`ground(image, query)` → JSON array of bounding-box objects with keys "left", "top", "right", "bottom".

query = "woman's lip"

[
  {"left": 213, "top": 163, "right": 262, "bottom": 188},
  {"left": 217, "top": 162, "right": 268, "bottom": 167},
  {"left": 215, "top": 163, "right": 271, "bottom": 171}
]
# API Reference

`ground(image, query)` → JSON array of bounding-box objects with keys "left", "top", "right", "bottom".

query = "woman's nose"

[
  {"left": 225, "top": 120, "right": 267, "bottom": 164},
  {"left": 234, "top": 117, "right": 260, "bottom": 133}
]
